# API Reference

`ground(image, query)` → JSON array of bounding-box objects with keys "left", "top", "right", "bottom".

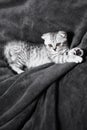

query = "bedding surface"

[{"left": 0, "top": 0, "right": 87, "bottom": 130}]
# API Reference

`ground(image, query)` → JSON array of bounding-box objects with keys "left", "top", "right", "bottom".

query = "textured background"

[
  {"left": 0, "top": 0, "right": 87, "bottom": 130},
  {"left": 0, "top": 0, "right": 86, "bottom": 43}
]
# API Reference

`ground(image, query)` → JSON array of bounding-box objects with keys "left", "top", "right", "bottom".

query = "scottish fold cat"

[{"left": 4, "top": 31, "right": 83, "bottom": 74}]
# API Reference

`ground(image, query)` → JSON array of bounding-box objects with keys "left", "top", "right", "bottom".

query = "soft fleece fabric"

[{"left": 0, "top": 0, "right": 87, "bottom": 130}]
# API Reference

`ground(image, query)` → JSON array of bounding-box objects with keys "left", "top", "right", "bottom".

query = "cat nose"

[{"left": 53, "top": 48, "right": 56, "bottom": 51}]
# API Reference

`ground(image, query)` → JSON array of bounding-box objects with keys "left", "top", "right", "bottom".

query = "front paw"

[
  {"left": 69, "top": 48, "right": 83, "bottom": 57},
  {"left": 73, "top": 56, "right": 83, "bottom": 63},
  {"left": 68, "top": 55, "right": 83, "bottom": 63}
]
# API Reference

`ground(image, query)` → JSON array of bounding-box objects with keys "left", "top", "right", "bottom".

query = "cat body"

[
  {"left": 4, "top": 31, "right": 83, "bottom": 74},
  {"left": 4, "top": 41, "right": 51, "bottom": 74}
]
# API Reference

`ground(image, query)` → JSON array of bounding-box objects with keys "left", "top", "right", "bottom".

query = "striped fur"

[{"left": 4, "top": 31, "right": 83, "bottom": 74}]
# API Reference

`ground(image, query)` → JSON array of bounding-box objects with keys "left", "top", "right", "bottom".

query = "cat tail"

[{"left": 4, "top": 42, "right": 17, "bottom": 64}]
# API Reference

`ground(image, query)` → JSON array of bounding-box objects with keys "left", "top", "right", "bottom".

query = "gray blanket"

[{"left": 0, "top": 0, "right": 87, "bottom": 130}]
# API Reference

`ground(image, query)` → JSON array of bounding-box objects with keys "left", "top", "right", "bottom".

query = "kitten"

[{"left": 4, "top": 31, "right": 83, "bottom": 74}]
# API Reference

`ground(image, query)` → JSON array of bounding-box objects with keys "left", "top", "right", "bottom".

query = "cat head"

[{"left": 41, "top": 31, "right": 68, "bottom": 54}]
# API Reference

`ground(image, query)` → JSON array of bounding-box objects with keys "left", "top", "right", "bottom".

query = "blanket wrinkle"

[
  {"left": 0, "top": 100, "right": 38, "bottom": 130},
  {"left": 0, "top": 64, "right": 75, "bottom": 121},
  {"left": 0, "top": 0, "right": 87, "bottom": 130}
]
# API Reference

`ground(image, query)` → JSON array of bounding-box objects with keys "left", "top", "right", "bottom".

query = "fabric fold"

[{"left": 0, "top": 0, "right": 87, "bottom": 130}]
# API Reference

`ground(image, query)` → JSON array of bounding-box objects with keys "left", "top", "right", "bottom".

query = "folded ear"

[
  {"left": 41, "top": 33, "right": 49, "bottom": 40},
  {"left": 58, "top": 31, "right": 67, "bottom": 38}
]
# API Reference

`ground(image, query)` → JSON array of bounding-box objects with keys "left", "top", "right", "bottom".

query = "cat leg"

[
  {"left": 68, "top": 47, "right": 83, "bottom": 57},
  {"left": 66, "top": 54, "right": 83, "bottom": 63},
  {"left": 65, "top": 47, "right": 83, "bottom": 63},
  {"left": 50, "top": 54, "right": 82, "bottom": 64},
  {"left": 10, "top": 64, "right": 24, "bottom": 74},
  {"left": 49, "top": 50, "right": 83, "bottom": 64}
]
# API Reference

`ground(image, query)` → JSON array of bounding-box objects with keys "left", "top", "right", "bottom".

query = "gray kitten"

[{"left": 4, "top": 31, "right": 83, "bottom": 74}]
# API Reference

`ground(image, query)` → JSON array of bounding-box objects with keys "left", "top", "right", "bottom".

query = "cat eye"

[
  {"left": 48, "top": 44, "right": 53, "bottom": 47},
  {"left": 56, "top": 43, "right": 61, "bottom": 46}
]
